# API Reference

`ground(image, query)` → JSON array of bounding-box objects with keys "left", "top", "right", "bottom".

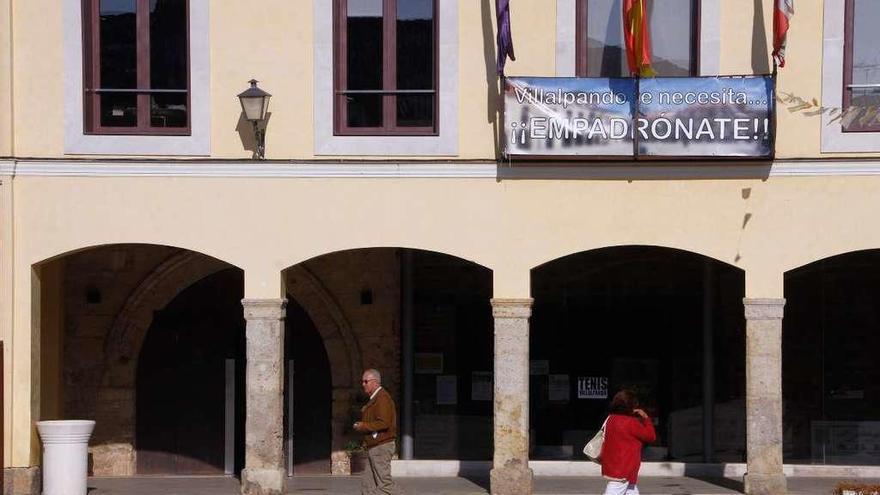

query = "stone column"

[
  {"left": 743, "top": 298, "right": 786, "bottom": 495},
  {"left": 490, "top": 298, "right": 533, "bottom": 495},
  {"left": 3, "top": 467, "right": 41, "bottom": 495},
  {"left": 241, "top": 299, "right": 287, "bottom": 495}
]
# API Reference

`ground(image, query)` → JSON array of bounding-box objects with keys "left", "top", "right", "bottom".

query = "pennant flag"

[
  {"left": 623, "top": 0, "right": 656, "bottom": 77},
  {"left": 772, "top": 0, "right": 794, "bottom": 68},
  {"left": 496, "top": 0, "right": 515, "bottom": 75}
]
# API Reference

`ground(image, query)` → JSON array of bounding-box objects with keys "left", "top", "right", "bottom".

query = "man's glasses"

[{"left": 361, "top": 378, "right": 376, "bottom": 384}]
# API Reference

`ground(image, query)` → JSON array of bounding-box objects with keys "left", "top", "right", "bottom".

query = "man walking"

[{"left": 354, "top": 369, "right": 402, "bottom": 495}]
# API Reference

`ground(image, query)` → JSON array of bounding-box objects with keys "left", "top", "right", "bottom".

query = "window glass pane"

[
  {"left": 151, "top": 93, "right": 188, "bottom": 128},
  {"left": 397, "top": 0, "right": 434, "bottom": 90},
  {"left": 100, "top": 92, "right": 138, "bottom": 127},
  {"left": 647, "top": 0, "right": 693, "bottom": 76},
  {"left": 585, "top": 0, "right": 626, "bottom": 77},
  {"left": 150, "top": 0, "right": 188, "bottom": 90},
  {"left": 585, "top": 0, "right": 694, "bottom": 77},
  {"left": 848, "top": 0, "right": 880, "bottom": 129},
  {"left": 784, "top": 253, "right": 880, "bottom": 465},
  {"left": 347, "top": 94, "right": 383, "bottom": 127},
  {"left": 347, "top": 0, "right": 383, "bottom": 91},
  {"left": 397, "top": 94, "right": 433, "bottom": 127},
  {"left": 346, "top": 0, "right": 383, "bottom": 128},
  {"left": 99, "top": 0, "right": 137, "bottom": 89}
]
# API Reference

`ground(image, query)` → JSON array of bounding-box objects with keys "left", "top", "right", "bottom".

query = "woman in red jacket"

[{"left": 600, "top": 390, "right": 657, "bottom": 495}]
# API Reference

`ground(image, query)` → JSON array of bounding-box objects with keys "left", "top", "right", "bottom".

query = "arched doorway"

[
  {"left": 784, "top": 250, "right": 880, "bottom": 465},
  {"left": 284, "top": 298, "right": 333, "bottom": 474},
  {"left": 530, "top": 246, "right": 746, "bottom": 462},
  {"left": 136, "top": 268, "right": 246, "bottom": 474},
  {"left": 40, "top": 244, "right": 237, "bottom": 476},
  {"left": 281, "top": 247, "right": 494, "bottom": 467}
]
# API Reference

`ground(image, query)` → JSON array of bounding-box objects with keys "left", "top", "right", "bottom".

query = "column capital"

[
  {"left": 241, "top": 298, "right": 288, "bottom": 320},
  {"left": 491, "top": 298, "right": 533, "bottom": 318},
  {"left": 743, "top": 298, "right": 785, "bottom": 320}
]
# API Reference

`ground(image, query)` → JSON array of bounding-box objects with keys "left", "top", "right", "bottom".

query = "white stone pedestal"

[{"left": 36, "top": 420, "right": 96, "bottom": 495}]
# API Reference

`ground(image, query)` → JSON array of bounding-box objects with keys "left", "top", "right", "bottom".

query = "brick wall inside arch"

[{"left": 59, "top": 246, "right": 405, "bottom": 476}]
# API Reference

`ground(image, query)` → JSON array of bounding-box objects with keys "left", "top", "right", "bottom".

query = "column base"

[
  {"left": 490, "top": 465, "right": 533, "bottom": 495},
  {"left": 3, "top": 466, "right": 41, "bottom": 495},
  {"left": 744, "top": 472, "right": 787, "bottom": 495},
  {"left": 241, "top": 467, "right": 286, "bottom": 495}
]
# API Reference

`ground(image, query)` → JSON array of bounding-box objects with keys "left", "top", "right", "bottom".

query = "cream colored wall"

[
  {"left": 12, "top": 175, "right": 880, "bottom": 298},
  {"left": 9, "top": 0, "right": 880, "bottom": 465},
  {"left": 12, "top": 0, "right": 64, "bottom": 158},
  {"left": 1, "top": 178, "right": 13, "bottom": 467},
  {"left": 210, "top": 0, "right": 314, "bottom": 159},
  {"left": 719, "top": 0, "right": 773, "bottom": 76},
  {"left": 9, "top": 173, "right": 880, "bottom": 462},
  {"left": 13, "top": 0, "right": 880, "bottom": 160},
  {"left": 10, "top": 0, "right": 510, "bottom": 159},
  {"left": 771, "top": 0, "right": 825, "bottom": 159},
  {"left": 0, "top": 0, "right": 11, "bottom": 157},
  {"left": 18, "top": 265, "right": 40, "bottom": 466},
  {"left": 720, "top": 0, "right": 880, "bottom": 159}
]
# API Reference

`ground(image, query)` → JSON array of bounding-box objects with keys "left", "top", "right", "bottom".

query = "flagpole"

[
  {"left": 633, "top": 75, "right": 640, "bottom": 160},
  {"left": 771, "top": 57, "right": 778, "bottom": 160},
  {"left": 500, "top": 75, "right": 506, "bottom": 161}
]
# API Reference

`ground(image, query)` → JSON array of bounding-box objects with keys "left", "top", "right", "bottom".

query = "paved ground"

[{"left": 86, "top": 475, "right": 878, "bottom": 494}]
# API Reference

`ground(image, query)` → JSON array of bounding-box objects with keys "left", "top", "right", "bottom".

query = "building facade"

[{"left": 2, "top": 0, "right": 880, "bottom": 494}]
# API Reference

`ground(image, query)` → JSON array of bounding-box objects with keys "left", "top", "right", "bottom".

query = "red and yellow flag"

[{"left": 623, "top": 0, "right": 656, "bottom": 77}]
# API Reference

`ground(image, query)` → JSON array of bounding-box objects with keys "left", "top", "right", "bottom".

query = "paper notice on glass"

[
  {"left": 549, "top": 374, "right": 570, "bottom": 402},
  {"left": 530, "top": 360, "right": 550, "bottom": 375},
  {"left": 471, "top": 371, "right": 492, "bottom": 401},
  {"left": 436, "top": 375, "right": 458, "bottom": 405},
  {"left": 577, "top": 376, "right": 609, "bottom": 399}
]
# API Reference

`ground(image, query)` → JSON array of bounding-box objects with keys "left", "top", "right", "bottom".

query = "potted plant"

[{"left": 345, "top": 440, "right": 366, "bottom": 474}]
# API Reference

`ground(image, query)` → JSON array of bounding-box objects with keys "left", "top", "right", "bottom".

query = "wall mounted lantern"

[{"left": 237, "top": 79, "right": 272, "bottom": 159}]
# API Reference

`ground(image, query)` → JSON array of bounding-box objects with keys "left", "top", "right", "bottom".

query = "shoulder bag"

[{"left": 583, "top": 416, "right": 609, "bottom": 462}]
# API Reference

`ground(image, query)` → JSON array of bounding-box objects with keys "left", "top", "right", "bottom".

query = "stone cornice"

[
  {"left": 491, "top": 298, "right": 534, "bottom": 318},
  {"left": 242, "top": 298, "right": 288, "bottom": 320},
  {"left": 743, "top": 298, "right": 786, "bottom": 320},
  {"left": 5, "top": 158, "right": 880, "bottom": 178}
]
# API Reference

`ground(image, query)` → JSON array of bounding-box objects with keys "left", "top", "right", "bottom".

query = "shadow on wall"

[
  {"left": 751, "top": 0, "right": 770, "bottom": 74},
  {"left": 481, "top": 0, "right": 502, "bottom": 159},
  {"left": 235, "top": 112, "right": 272, "bottom": 157}
]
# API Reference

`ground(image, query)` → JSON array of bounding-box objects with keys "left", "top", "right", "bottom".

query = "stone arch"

[
  {"left": 91, "top": 250, "right": 233, "bottom": 476},
  {"left": 285, "top": 264, "right": 362, "bottom": 389},
  {"left": 784, "top": 247, "right": 880, "bottom": 274},
  {"left": 530, "top": 243, "right": 742, "bottom": 272},
  {"left": 284, "top": 264, "right": 363, "bottom": 475}
]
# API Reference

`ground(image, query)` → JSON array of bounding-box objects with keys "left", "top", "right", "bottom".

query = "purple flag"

[{"left": 496, "top": 0, "right": 515, "bottom": 75}]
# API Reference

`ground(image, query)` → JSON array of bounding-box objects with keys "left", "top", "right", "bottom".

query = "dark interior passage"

[
  {"left": 135, "top": 268, "right": 335, "bottom": 475},
  {"left": 284, "top": 298, "right": 332, "bottom": 474},
  {"left": 409, "top": 250, "right": 494, "bottom": 460},
  {"left": 530, "top": 246, "right": 746, "bottom": 462},
  {"left": 136, "top": 268, "right": 246, "bottom": 475},
  {"left": 784, "top": 250, "right": 880, "bottom": 465}
]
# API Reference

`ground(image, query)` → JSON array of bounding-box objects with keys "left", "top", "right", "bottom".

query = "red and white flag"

[{"left": 772, "top": 0, "right": 794, "bottom": 68}]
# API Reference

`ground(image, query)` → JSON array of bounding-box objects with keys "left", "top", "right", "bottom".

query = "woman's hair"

[{"left": 609, "top": 389, "right": 639, "bottom": 414}]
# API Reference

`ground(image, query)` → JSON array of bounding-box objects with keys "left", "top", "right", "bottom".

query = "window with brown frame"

[
  {"left": 334, "top": 0, "right": 437, "bottom": 136},
  {"left": 82, "top": 0, "right": 190, "bottom": 135},
  {"left": 575, "top": 0, "right": 698, "bottom": 78},
  {"left": 842, "top": 0, "right": 880, "bottom": 132}
]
